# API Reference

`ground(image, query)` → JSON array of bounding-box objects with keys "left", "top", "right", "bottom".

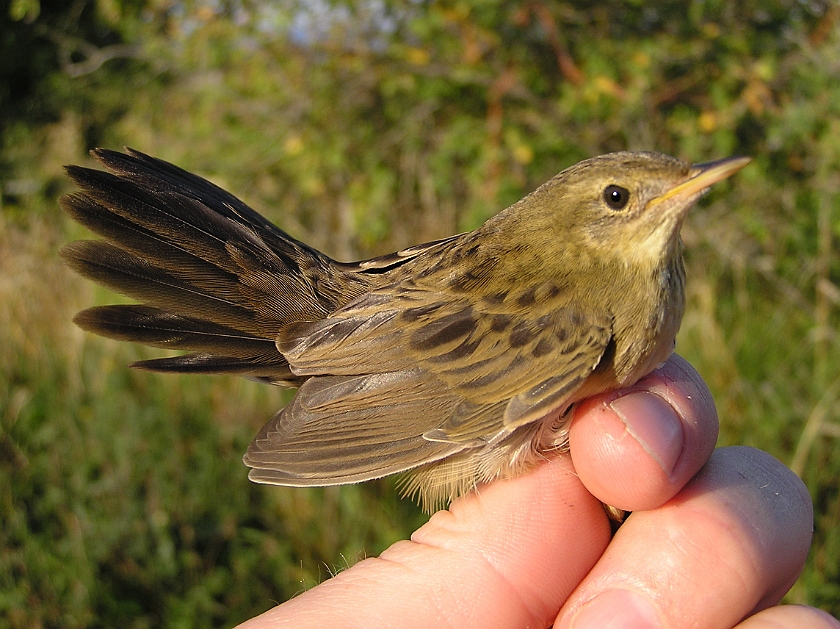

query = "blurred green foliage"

[{"left": 1, "top": 0, "right": 839, "bottom": 626}]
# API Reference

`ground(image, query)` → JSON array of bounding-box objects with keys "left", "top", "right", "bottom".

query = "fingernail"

[
  {"left": 609, "top": 391, "right": 684, "bottom": 476},
  {"left": 562, "top": 589, "right": 661, "bottom": 629}
]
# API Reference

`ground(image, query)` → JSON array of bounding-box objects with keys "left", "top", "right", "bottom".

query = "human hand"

[{"left": 237, "top": 354, "right": 836, "bottom": 629}]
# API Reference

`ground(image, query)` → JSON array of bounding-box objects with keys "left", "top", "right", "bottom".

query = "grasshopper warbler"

[{"left": 61, "top": 149, "right": 749, "bottom": 512}]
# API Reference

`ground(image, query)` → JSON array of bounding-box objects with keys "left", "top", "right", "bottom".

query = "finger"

[
  {"left": 735, "top": 605, "right": 840, "bottom": 628},
  {"left": 555, "top": 447, "right": 814, "bottom": 629},
  {"left": 237, "top": 456, "right": 611, "bottom": 629},
  {"left": 569, "top": 353, "right": 719, "bottom": 512}
]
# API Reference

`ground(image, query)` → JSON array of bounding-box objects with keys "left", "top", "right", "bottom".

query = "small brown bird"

[{"left": 61, "top": 149, "right": 749, "bottom": 511}]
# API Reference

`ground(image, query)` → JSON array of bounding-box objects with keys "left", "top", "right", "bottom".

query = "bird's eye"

[{"left": 603, "top": 185, "right": 630, "bottom": 210}]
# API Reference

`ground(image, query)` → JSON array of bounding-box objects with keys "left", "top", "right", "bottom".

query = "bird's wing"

[
  {"left": 245, "top": 368, "right": 472, "bottom": 485},
  {"left": 245, "top": 283, "right": 612, "bottom": 485}
]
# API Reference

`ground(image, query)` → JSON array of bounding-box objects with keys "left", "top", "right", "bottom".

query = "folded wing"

[{"left": 246, "top": 282, "right": 612, "bottom": 486}]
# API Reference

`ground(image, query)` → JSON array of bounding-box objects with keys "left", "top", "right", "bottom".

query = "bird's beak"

[{"left": 649, "top": 156, "right": 752, "bottom": 209}]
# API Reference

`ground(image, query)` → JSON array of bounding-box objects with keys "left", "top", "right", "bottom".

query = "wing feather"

[
  {"left": 245, "top": 369, "right": 466, "bottom": 484},
  {"left": 249, "top": 284, "right": 612, "bottom": 484}
]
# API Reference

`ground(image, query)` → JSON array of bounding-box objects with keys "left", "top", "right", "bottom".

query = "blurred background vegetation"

[{"left": 1, "top": 0, "right": 839, "bottom": 626}]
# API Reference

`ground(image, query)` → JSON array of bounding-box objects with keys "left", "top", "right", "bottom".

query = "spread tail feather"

[{"left": 61, "top": 148, "right": 373, "bottom": 381}]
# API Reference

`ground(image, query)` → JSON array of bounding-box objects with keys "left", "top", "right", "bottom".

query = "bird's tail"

[{"left": 60, "top": 148, "right": 368, "bottom": 384}]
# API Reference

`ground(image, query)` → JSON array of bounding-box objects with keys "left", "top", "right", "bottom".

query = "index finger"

[{"left": 236, "top": 455, "right": 610, "bottom": 629}]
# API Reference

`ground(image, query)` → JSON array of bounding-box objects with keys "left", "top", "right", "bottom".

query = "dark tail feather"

[
  {"left": 62, "top": 240, "right": 261, "bottom": 334},
  {"left": 132, "top": 355, "right": 300, "bottom": 383},
  {"left": 86, "top": 148, "right": 327, "bottom": 270},
  {"left": 61, "top": 148, "right": 368, "bottom": 382},
  {"left": 73, "top": 305, "right": 276, "bottom": 355},
  {"left": 73, "top": 304, "right": 300, "bottom": 383}
]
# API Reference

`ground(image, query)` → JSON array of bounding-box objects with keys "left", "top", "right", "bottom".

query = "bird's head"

[{"left": 514, "top": 151, "right": 750, "bottom": 271}]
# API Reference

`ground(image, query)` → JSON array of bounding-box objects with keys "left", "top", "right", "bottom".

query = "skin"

[{"left": 235, "top": 355, "right": 837, "bottom": 629}]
